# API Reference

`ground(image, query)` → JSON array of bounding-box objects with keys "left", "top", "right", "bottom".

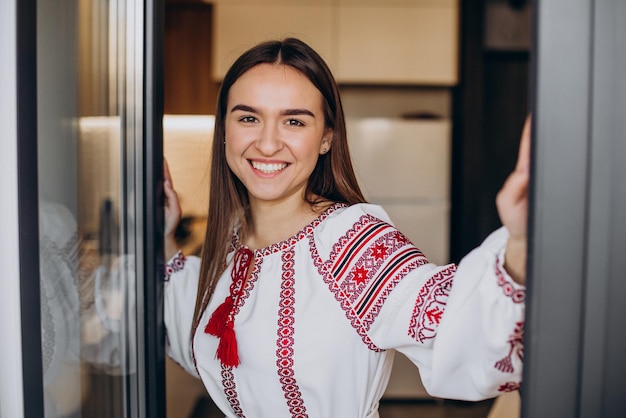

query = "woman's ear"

[{"left": 319, "top": 129, "right": 333, "bottom": 155}]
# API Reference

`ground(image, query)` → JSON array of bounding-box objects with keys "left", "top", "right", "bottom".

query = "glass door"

[{"left": 36, "top": 0, "right": 163, "bottom": 417}]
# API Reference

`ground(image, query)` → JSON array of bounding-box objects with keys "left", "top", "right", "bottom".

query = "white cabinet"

[{"left": 212, "top": 0, "right": 459, "bottom": 85}]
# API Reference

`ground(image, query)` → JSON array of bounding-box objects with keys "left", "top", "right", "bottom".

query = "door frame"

[
  {"left": 523, "top": 0, "right": 626, "bottom": 416},
  {"left": 0, "top": 0, "right": 44, "bottom": 416},
  {"left": 0, "top": 0, "right": 166, "bottom": 416}
]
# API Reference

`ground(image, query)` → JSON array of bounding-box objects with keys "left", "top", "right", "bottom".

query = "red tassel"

[
  {"left": 205, "top": 246, "right": 253, "bottom": 368},
  {"left": 216, "top": 321, "right": 240, "bottom": 368},
  {"left": 204, "top": 296, "right": 233, "bottom": 337}
]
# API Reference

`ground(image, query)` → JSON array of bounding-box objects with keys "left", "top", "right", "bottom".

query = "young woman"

[{"left": 163, "top": 38, "right": 529, "bottom": 418}]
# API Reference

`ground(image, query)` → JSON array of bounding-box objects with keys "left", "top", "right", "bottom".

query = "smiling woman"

[{"left": 161, "top": 38, "right": 528, "bottom": 418}]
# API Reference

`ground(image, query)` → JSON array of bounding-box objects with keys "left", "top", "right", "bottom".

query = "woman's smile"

[{"left": 249, "top": 160, "right": 289, "bottom": 175}]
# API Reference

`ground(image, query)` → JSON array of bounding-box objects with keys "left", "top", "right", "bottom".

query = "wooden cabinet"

[
  {"left": 336, "top": 0, "right": 459, "bottom": 84},
  {"left": 212, "top": 0, "right": 335, "bottom": 79},
  {"left": 211, "top": 0, "right": 459, "bottom": 85},
  {"left": 164, "top": 1, "right": 218, "bottom": 114}
]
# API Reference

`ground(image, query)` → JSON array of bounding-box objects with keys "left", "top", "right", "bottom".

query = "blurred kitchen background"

[{"left": 154, "top": 0, "right": 531, "bottom": 417}]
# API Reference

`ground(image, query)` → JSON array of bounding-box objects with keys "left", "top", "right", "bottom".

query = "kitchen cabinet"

[
  {"left": 211, "top": 0, "right": 459, "bottom": 85},
  {"left": 212, "top": 0, "right": 335, "bottom": 79},
  {"left": 336, "top": 0, "right": 459, "bottom": 84}
]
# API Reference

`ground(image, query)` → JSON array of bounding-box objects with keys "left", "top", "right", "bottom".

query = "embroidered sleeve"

[
  {"left": 411, "top": 227, "right": 526, "bottom": 401},
  {"left": 407, "top": 252, "right": 524, "bottom": 345},
  {"left": 326, "top": 219, "right": 525, "bottom": 401},
  {"left": 495, "top": 252, "right": 526, "bottom": 304},
  {"left": 408, "top": 264, "right": 456, "bottom": 343},
  {"left": 315, "top": 205, "right": 525, "bottom": 401},
  {"left": 164, "top": 250, "right": 186, "bottom": 281},
  {"left": 318, "top": 214, "right": 428, "bottom": 351}
]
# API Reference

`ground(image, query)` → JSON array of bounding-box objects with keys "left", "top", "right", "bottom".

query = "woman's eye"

[
  {"left": 285, "top": 119, "right": 304, "bottom": 127},
  {"left": 239, "top": 116, "right": 257, "bottom": 123}
]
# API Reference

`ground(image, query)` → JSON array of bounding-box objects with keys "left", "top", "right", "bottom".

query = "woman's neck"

[{"left": 243, "top": 196, "right": 330, "bottom": 250}]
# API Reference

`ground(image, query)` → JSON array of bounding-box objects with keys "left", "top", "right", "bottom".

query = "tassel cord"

[{"left": 204, "top": 246, "right": 253, "bottom": 368}]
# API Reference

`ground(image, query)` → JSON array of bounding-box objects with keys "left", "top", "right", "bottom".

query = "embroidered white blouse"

[{"left": 164, "top": 203, "right": 525, "bottom": 418}]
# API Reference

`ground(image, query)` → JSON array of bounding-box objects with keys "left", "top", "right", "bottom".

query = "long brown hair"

[{"left": 192, "top": 38, "right": 366, "bottom": 331}]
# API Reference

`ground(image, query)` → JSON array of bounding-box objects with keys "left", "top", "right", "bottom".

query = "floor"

[{"left": 189, "top": 396, "right": 495, "bottom": 418}]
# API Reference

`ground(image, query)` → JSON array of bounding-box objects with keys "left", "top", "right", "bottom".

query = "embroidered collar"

[{"left": 231, "top": 202, "right": 347, "bottom": 256}]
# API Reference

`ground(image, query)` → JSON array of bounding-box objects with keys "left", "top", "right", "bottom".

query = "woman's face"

[{"left": 224, "top": 63, "right": 332, "bottom": 209}]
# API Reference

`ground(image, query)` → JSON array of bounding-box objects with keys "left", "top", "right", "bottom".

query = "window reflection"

[
  {"left": 37, "top": 0, "right": 141, "bottom": 415},
  {"left": 39, "top": 202, "right": 83, "bottom": 417},
  {"left": 39, "top": 197, "right": 136, "bottom": 417}
]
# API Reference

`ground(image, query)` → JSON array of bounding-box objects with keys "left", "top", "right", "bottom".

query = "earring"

[{"left": 322, "top": 148, "right": 328, "bottom": 154}]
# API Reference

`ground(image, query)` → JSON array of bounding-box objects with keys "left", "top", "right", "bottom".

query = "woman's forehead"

[{"left": 227, "top": 64, "right": 324, "bottom": 112}]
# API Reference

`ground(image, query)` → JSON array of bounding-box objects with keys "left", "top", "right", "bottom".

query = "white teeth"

[{"left": 251, "top": 161, "right": 288, "bottom": 173}]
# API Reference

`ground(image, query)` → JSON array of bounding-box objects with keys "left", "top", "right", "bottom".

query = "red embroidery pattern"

[
  {"left": 275, "top": 248, "right": 308, "bottom": 417},
  {"left": 498, "top": 381, "right": 521, "bottom": 393},
  {"left": 309, "top": 235, "right": 380, "bottom": 351},
  {"left": 496, "top": 257, "right": 525, "bottom": 303},
  {"left": 219, "top": 255, "right": 263, "bottom": 415},
  {"left": 408, "top": 265, "right": 456, "bottom": 343},
  {"left": 164, "top": 251, "right": 186, "bottom": 281},
  {"left": 222, "top": 367, "right": 246, "bottom": 418},
  {"left": 312, "top": 214, "right": 427, "bottom": 351},
  {"left": 229, "top": 252, "right": 261, "bottom": 320},
  {"left": 494, "top": 321, "right": 525, "bottom": 373}
]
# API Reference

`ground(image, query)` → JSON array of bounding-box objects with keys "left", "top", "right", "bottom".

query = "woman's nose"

[{"left": 256, "top": 122, "right": 283, "bottom": 155}]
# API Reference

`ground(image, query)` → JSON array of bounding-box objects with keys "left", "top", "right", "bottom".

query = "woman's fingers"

[
  {"left": 163, "top": 158, "right": 181, "bottom": 237},
  {"left": 164, "top": 158, "right": 174, "bottom": 186},
  {"left": 496, "top": 115, "right": 532, "bottom": 240},
  {"left": 515, "top": 114, "right": 532, "bottom": 172},
  {"left": 497, "top": 115, "right": 532, "bottom": 284}
]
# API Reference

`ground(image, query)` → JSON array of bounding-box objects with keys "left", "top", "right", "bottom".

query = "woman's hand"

[
  {"left": 496, "top": 115, "right": 531, "bottom": 285},
  {"left": 164, "top": 159, "right": 182, "bottom": 260}
]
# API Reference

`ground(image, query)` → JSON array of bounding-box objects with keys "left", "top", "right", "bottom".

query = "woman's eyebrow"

[
  {"left": 281, "top": 108, "right": 315, "bottom": 117},
  {"left": 230, "top": 104, "right": 315, "bottom": 118},
  {"left": 230, "top": 104, "right": 257, "bottom": 113}
]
